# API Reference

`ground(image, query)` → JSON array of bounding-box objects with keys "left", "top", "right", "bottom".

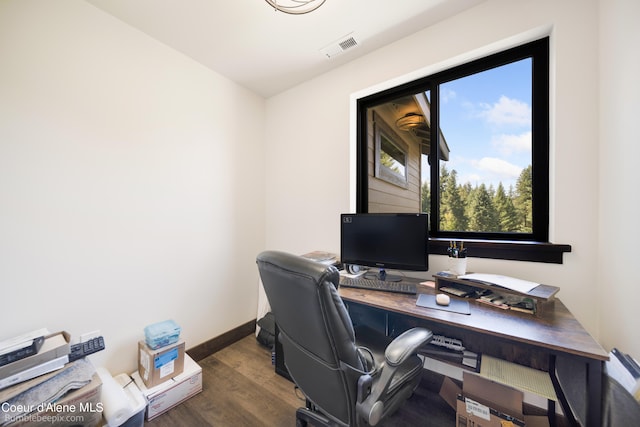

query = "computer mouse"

[{"left": 436, "top": 293, "right": 450, "bottom": 306}]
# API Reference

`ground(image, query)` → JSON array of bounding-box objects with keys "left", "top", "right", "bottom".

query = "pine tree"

[
  {"left": 441, "top": 170, "right": 467, "bottom": 231},
  {"left": 421, "top": 181, "right": 430, "bottom": 214},
  {"left": 460, "top": 182, "right": 472, "bottom": 210},
  {"left": 439, "top": 165, "right": 450, "bottom": 197},
  {"left": 494, "top": 183, "right": 519, "bottom": 232},
  {"left": 467, "top": 184, "right": 499, "bottom": 231},
  {"left": 514, "top": 165, "right": 533, "bottom": 232},
  {"left": 438, "top": 165, "right": 450, "bottom": 230}
]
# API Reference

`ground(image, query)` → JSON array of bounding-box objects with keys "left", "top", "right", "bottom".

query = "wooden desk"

[{"left": 338, "top": 280, "right": 608, "bottom": 427}]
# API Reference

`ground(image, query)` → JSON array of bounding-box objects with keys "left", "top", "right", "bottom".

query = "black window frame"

[{"left": 356, "top": 37, "right": 571, "bottom": 263}]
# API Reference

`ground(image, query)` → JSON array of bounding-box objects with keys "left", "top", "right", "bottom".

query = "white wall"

[
  {"left": 0, "top": 0, "right": 265, "bottom": 375},
  {"left": 266, "top": 0, "right": 640, "bottom": 355},
  {"left": 598, "top": 0, "right": 640, "bottom": 358},
  {"left": 2, "top": 0, "right": 637, "bottom": 378}
]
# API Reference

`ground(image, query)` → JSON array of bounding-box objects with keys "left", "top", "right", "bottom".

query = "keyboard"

[{"left": 340, "top": 277, "right": 417, "bottom": 295}]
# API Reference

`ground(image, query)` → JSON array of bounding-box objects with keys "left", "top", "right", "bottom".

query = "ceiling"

[{"left": 85, "top": 0, "right": 483, "bottom": 98}]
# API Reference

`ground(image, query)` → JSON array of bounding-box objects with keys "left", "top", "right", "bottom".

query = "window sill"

[{"left": 429, "top": 238, "right": 571, "bottom": 264}]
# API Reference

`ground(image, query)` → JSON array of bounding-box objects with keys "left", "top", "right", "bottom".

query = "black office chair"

[{"left": 256, "top": 250, "right": 432, "bottom": 427}]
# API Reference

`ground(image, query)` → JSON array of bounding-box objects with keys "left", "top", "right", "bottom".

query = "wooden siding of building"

[{"left": 367, "top": 111, "right": 422, "bottom": 213}]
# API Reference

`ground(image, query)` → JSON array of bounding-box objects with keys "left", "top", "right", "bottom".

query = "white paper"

[
  {"left": 464, "top": 398, "right": 491, "bottom": 421},
  {"left": 480, "top": 354, "right": 557, "bottom": 401},
  {"left": 457, "top": 273, "right": 539, "bottom": 294},
  {"left": 339, "top": 270, "right": 366, "bottom": 279},
  {"left": 160, "top": 360, "right": 175, "bottom": 378}
]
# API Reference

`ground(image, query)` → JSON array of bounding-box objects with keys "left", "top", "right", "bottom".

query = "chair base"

[{"left": 296, "top": 404, "right": 345, "bottom": 427}]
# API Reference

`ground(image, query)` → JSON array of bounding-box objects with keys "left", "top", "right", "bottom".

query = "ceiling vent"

[{"left": 320, "top": 33, "right": 359, "bottom": 59}]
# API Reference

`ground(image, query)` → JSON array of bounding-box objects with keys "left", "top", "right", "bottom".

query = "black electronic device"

[
  {"left": 0, "top": 336, "right": 45, "bottom": 367},
  {"left": 340, "top": 277, "right": 417, "bottom": 295},
  {"left": 340, "top": 213, "right": 429, "bottom": 282},
  {"left": 68, "top": 336, "right": 105, "bottom": 362}
]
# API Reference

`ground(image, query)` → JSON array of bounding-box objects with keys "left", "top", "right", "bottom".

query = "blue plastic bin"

[{"left": 144, "top": 320, "right": 181, "bottom": 350}]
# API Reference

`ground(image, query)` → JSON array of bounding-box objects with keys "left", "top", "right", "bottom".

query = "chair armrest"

[
  {"left": 385, "top": 328, "right": 432, "bottom": 367},
  {"left": 357, "top": 327, "right": 432, "bottom": 425},
  {"left": 357, "top": 373, "right": 373, "bottom": 403}
]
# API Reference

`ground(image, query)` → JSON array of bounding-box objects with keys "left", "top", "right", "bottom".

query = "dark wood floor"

[{"left": 146, "top": 334, "right": 456, "bottom": 426}]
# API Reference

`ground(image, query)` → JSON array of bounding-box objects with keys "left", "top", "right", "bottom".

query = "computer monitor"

[{"left": 340, "top": 213, "right": 429, "bottom": 282}]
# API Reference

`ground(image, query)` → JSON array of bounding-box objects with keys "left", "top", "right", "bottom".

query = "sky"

[{"left": 423, "top": 58, "right": 532, "bottom": 192}]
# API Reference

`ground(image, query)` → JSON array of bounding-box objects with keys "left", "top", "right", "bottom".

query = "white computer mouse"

[{"left": 436, "top": 293, "right": 450, "bottom": 306}]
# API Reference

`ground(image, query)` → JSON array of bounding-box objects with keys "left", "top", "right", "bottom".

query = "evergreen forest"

[{"left": 421, "top": 165, "right": 533, "bottom": 233}]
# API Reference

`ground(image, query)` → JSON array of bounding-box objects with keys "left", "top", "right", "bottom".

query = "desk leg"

[
  {"left": 585, "top": 360, "right": 603, "bottom": 427},
  {"left": 547, "top": 399, "right": 556, "bottom": 427},
  {"left": 549, "top": 356, "right": 578, "bottom": 426}
]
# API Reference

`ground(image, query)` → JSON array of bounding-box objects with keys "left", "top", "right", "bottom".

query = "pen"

[{"left": 448, "top": 241, "right": 466, "bottom": 258}]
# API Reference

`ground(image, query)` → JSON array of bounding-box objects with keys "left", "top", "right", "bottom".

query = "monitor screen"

[{"left": 340, "top": 213, "right": 429, "bottom": 281}]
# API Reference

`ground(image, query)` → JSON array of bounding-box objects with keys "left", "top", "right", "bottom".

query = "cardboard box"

[
  {"left": 439, "top": 375, "right": 461, "bottom": 411},
  {"left": 456, "top": 373, "right": 525, "bottom": 427},
  {"left": 453, "top": 372, "right": 549, "bottom": 427},
  {"left": 7, "top": 373, "right": 103, "bottom": 427},
  {"left": 132, "top": 354, "right": 202, "bottom": 421},
  {"left": 137, "top": 340, "right": 184, "bottom": 388}
]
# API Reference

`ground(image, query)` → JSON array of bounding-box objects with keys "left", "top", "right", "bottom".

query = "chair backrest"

[{"left": 257, "top": 250, "right": 365, "bottom": 425}]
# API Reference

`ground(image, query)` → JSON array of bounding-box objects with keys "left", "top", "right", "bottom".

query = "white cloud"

[
  {"left": 441, "top": 87, "right": 456, "bottom": 104},
  {"left": 479, "top": 95, "right": 531, "bottom": 127},
  {"left": 472, "top": 157, "right": 522, "bottom": 180},
  {"left": 492, "top": 131, "right": 531, "bottom": 156},
  {"left": 461, "top": 173, "right": 482, "bottom": 184}
]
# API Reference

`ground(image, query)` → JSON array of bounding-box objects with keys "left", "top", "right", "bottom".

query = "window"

[
  {"left": 375, "top": 119, "right": 409, "bottom": 188},
  {"left": 438, "top": 59, "right": 534, "bottom": 236},
  {"left": 356, "top": 37, "right": 571, "bottom": 263}
]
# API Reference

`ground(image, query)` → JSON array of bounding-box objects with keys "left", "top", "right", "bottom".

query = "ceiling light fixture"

[
  {"left": 265, "top": 0, "right": 326, "bottom": 15},
  {"left": 395, "top": 113, "right": 425, "bottom": 131}
]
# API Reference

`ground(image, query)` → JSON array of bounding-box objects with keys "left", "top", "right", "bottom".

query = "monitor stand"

[{"left": 364, "top": 269, "right": 402, "bottom": 282}]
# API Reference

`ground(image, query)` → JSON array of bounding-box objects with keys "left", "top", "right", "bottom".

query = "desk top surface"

[{"left": 338, "top": 280, "right": 608, "bottom": 361}]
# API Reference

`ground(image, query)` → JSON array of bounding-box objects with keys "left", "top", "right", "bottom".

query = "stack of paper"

[
  {"left": 607, "top": 348, "right": 640, "bottom": 401},
  {"left": 458, "top": 273, "right": 540, "bottom": 294},
  {"left": 479, "top": 354, "right": 557, "bottom": 401}
]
